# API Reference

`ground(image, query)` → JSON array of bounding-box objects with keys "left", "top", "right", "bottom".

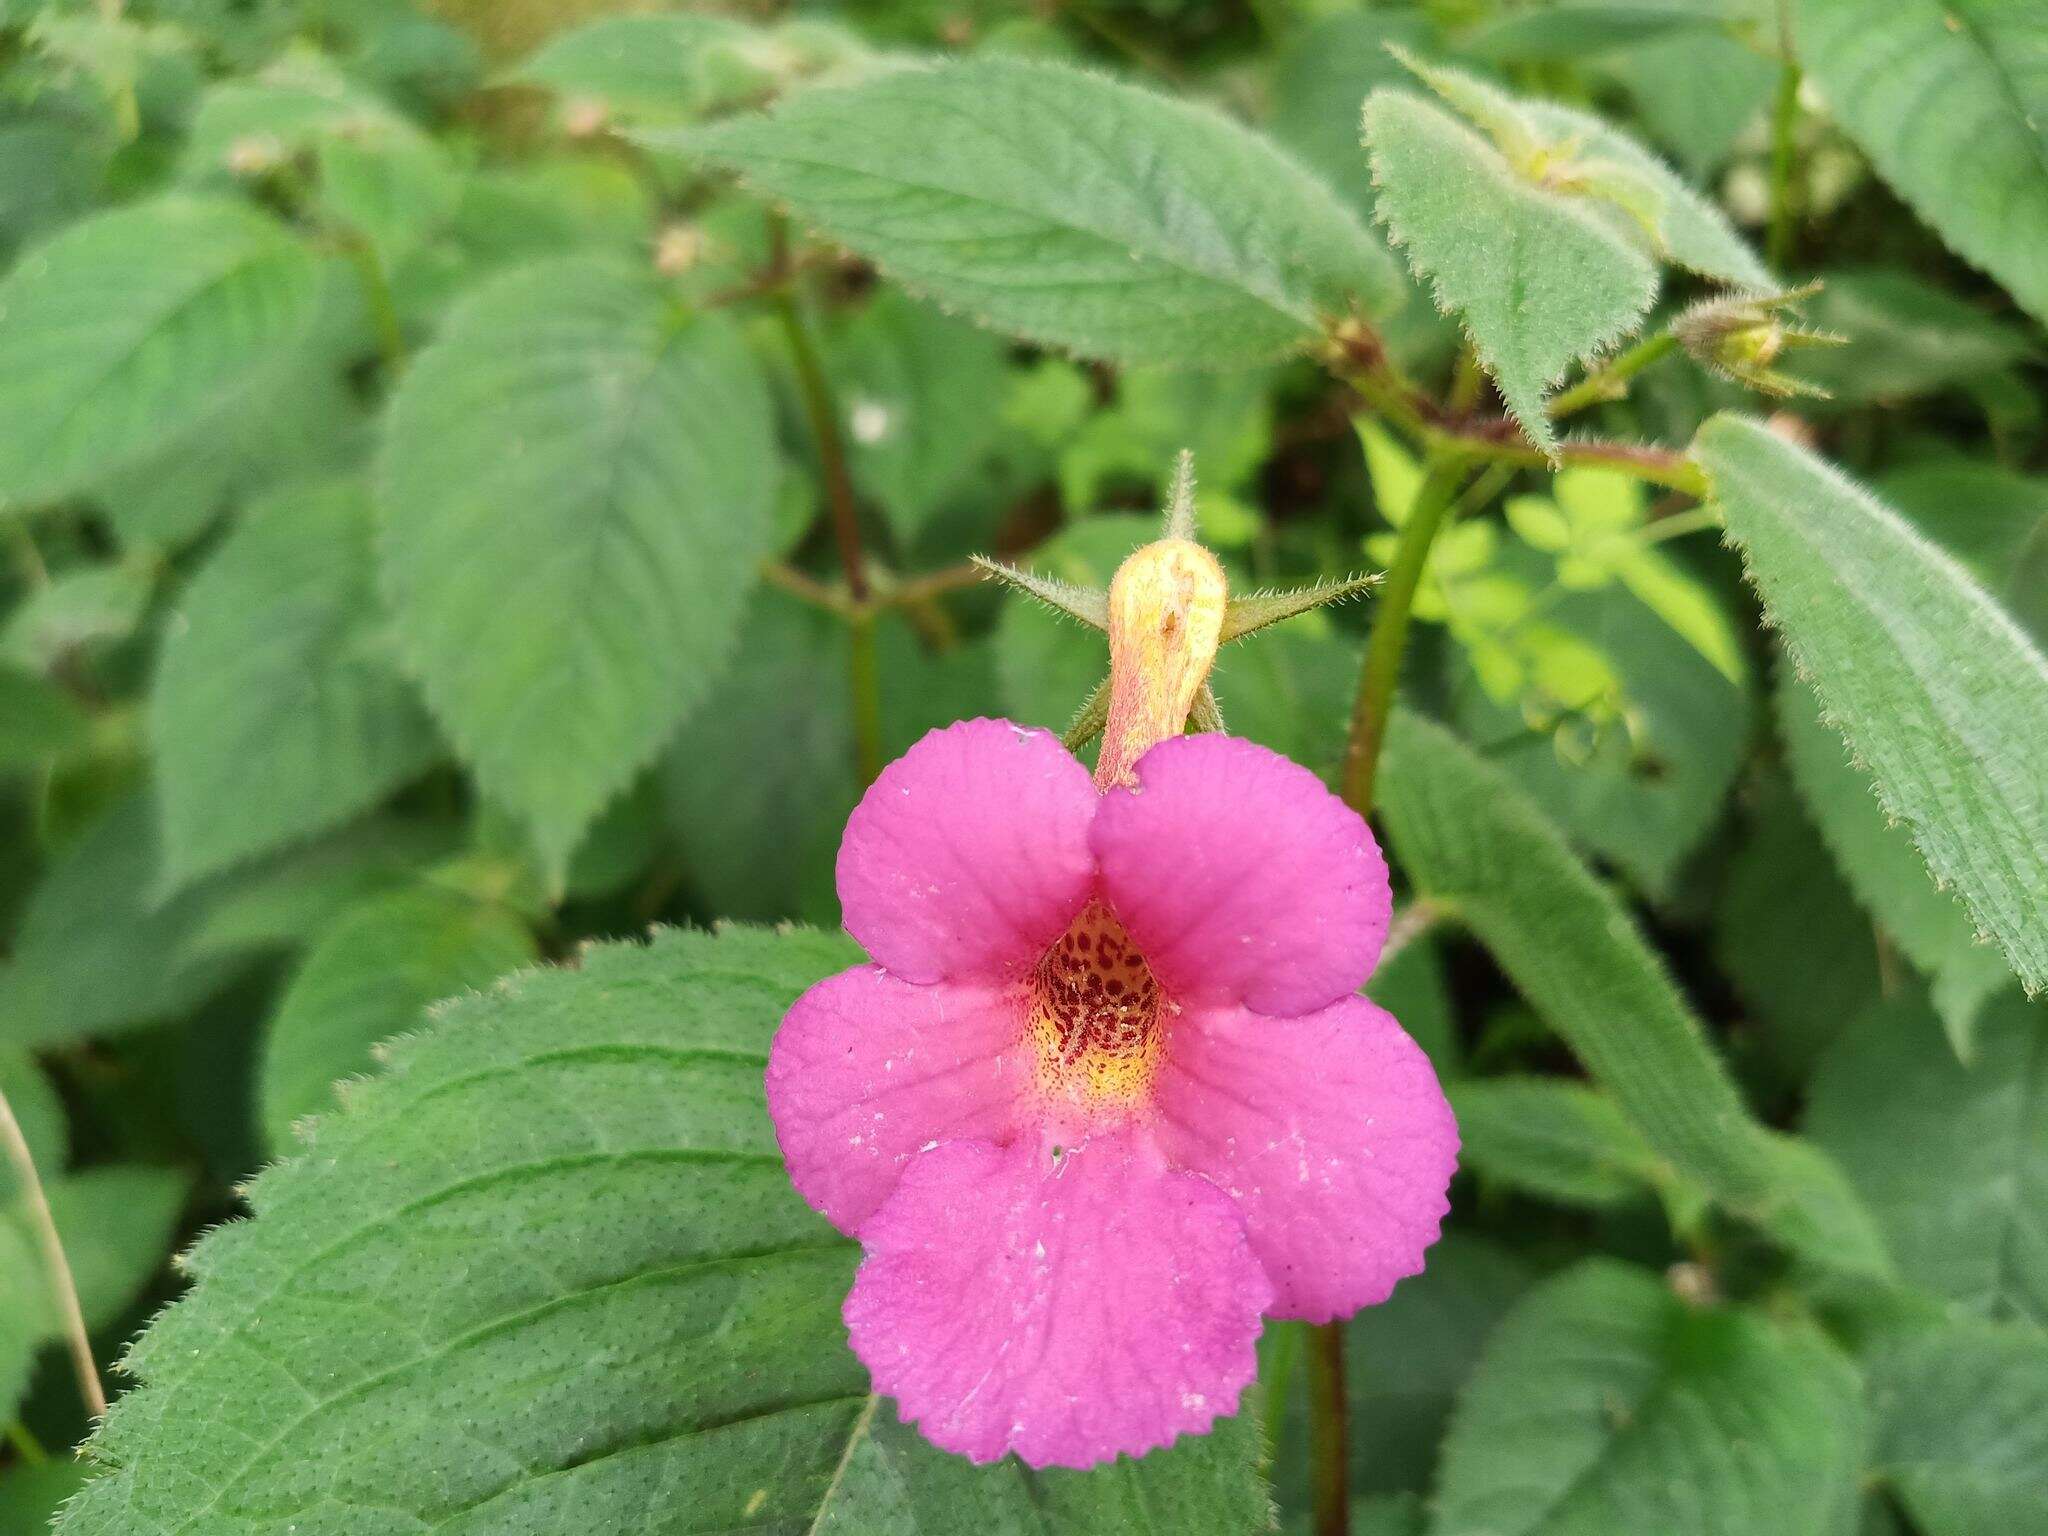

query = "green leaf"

[
  {"left": 1269, "top": 10, "right": 1433, "bottom": 216},
  {"left": 1869, "top": 1317, "right": 2048, "bottom": 1536},
  {"left": 1, "top": 1165, "right": 189, "bottom": 1336},
  {"left": 258, "top": 886, "right": 535, "bottom": 1148},
  {"left": 1713, "top": 773, "right": 1883, "bottom": 1083},
  {"left": 1451, "top": 548, "right": 1750, "bottom": 900},
  {"left": 1792, "top": 269, "right": 2035, "bottom": 404},
  {"left": 1806, "top": 989, "right": 2048, "bottom": 1326},
  {"left": 1364, "top": 88, "right": 1657, "bottom": 457},
  {"left": 1448, "top": 1076, "right": 1664, "bottom": 1207},
  {"left": 1795, "top": 0, "right": 2048, "bottom": 325},
  {"left": 1463, "top": 1, "right": 1735, "bottom": 62},
  {"left": 1603, "top": 32, "right": 1778, "bottom": 180},
  {"left": 56, "top": 927, "right": 1268, "bottom": 1536},
  {"left": 674, "top": 57, "right": 1403, "bottom": 366},
  {"left": 1377, "top": 710, "right": 1776, "bottom": 1211},
  {"left": 0, "top": 1460, "right": 90, "bottom": 1535},
  {"left": 379, "top": 256, "right": 778, "bottom": 881},
  {"left": 151, "top": 479, "right": 440, "bottom": 895},
  {"left": 1777, "top": 672, "right": 2013, "bottom": 1056},
  {"left": 1432, "top": 1260, "right": 1864, "bottom": 1536},
  {"left": 662, "top": 593, "right": 994, "bottom": 926},
  {"left": 1878, "top": 459, "right": 2048, "bottom": 646},
  {"left": 0, "top": 195, "right": 336, "bottom": 508},
  {"left": 0, "top": 794, "right": 244, "bottom": 1047},
  {"left": 826, "top": 289, "right": 1009, "bottom": 545},
  {"left": 1697, "top": 414, "right": 2048, "bottom": 996}
]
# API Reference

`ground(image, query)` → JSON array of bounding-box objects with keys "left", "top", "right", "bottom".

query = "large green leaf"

[
  {"left": 379, "top": 257, "right": 778, "bottom": 880},
  {"left": 1696, "top": 414, "right": 2048, "bottom": 995},
  {"left": 0, "top": 196, "right": 335, "bottom": 508},
  {"left": 258, "top": 886, "right": 535, "bottom": 1148},
  {"left": 1432, "top": 1260, "right": 1863, "bottom": 1536},
  {"left": 0, "top": 1049, "right": 65, "bottom": 1205},
  {"left": 152, "top": 479, "right": 440, "bottom": 895},
  {"left": 56, "top": 927, "right": 1269, "bottom": 1536},
  {"left": 1365, "top": 88, "right": 1656, "bottom": 456},
  {"left": 1795, "top": 0, "right": 2048, "bottom": 325},
  {"left": 674, "top": 57, "right": 1403, "bottom": 366},
  {"left": 1777, "top": 672, "right": 2014, "bottom": 1057},
  {"left": 1805, "top": 990, "right": 2048, "bottom": 1326},
  {"left": 1377, "top": 710, "right": 1775, "bottom": 1212},
  {"left": 1869, "top": 1318, "right": 2048, "bottom": 1536},
  {"left": 1879, "top": 458, "right": 2048, "bottom": 645}
]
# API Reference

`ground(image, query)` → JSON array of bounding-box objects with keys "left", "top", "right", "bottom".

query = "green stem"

[
  {"left": 1307, "top": 1323, "right": 1350, "bottom": 1536},
  {"left": 1767, "top": 43, "right": 1802, "bottom": 271},
  {"left": 6, "top": 1421, "right": 48, "bottom": 1465},
  {"left": 345, "top": 241, "right": 406, "bottom": 376},
  {"left": 768, "top": 224, "right": 869, "bottom": 605},
  {"left": 0, "top": 1081, "right": 104, "bottom": 1421},
  {"left": 1340, "top": 453, "right": 1473, "bottom": 814},
  {"left": 847, "top": 610, "right": 883, "bottom": 788},
  {"left": 1546, "top": 333, "right": 1679, "bottom": 420}
]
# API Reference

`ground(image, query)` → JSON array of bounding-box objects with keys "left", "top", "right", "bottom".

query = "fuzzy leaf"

[
  {"left": 1364, "top": 89, "right": 1657, "bottom": 456},
  {"left": 0, "top": 195, "right": 335, "bottom": 508},
  {"left": 152, "top": 479, "right": 441, "bottom": 895},
  {"left": 1378, "top": 710, "right": 1883, "bottom": 1275},
  {"left": 258, "top": 886, "right": 536, "bottom": 1148},
  {"left": 1795, "top": 0, "right": 2048, "bottom": 326},
  {"left": 379, "top": 257, "right": 778, "bottom": 882},
  {"left": 1697, "top": 414, "right": 2048, "bottom": 996},
  {"left": 1806, "top": 990, "right": 2048, "bottom": 1326},
  {"left": 54, "top": 927, "right": 1268, "bottom": 1536},
  {"left": 1777, "top": 672, "right": 2014, "bottom": 1056},
  {"left": 673, "top": 57, "right": 1403, "bottom": 366},
  {"left": 1432, "top": 1260, "right": 1863, "bottom": 1536}
]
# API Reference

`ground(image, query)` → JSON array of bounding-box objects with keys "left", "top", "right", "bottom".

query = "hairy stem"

[
  {"left": 0, "top": 1082, "right": 105, "bottom": 1421},
  {"left": 1307, "top": 1323, "right": 1350, "bottom": 1536},
  {"left": 1546, "top": 332, "right": 1679, "bottom": 420},
  {"left": 1340, "top": 453, "right": 1473, "bottom": 813}
]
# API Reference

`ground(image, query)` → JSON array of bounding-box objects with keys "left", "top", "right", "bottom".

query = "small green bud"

[{"left": 1673, "top": 284, "right": 1843, "bottom": 400}]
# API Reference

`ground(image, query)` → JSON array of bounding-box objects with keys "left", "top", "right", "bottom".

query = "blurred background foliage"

[{"left": 0, "top": 0, "right": 2043, "bottom": 1532}]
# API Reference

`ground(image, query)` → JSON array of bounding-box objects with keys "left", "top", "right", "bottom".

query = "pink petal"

[
  {"left": 838, "top": 718, "right": 1099, "bottom": 984},
  {"left": 845, "top": 1132, "right": 1272, "bottom": 1469},
  {"left": 767, "top": 966, "right": 1034, "bottom": 1235},
  {"left": 1092, "top": 734, "right": 1392, "bottom": 1017},
  {"left": 1151, "top": 996, "right": 1457, "bottom": 1323}
]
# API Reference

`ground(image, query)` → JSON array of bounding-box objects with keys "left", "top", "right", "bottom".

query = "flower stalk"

[{"left": 0, "top": 1080, "right": 105, "bottom": 1421}]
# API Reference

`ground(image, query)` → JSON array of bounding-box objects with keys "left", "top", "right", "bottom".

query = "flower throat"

[{"left": 1031, "top": 902, "right": 1164, "bottom": 1112}]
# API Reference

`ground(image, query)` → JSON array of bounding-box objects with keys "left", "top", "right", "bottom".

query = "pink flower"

[{"left": 767, "top": 717, "right": 1458, "bottom": 1469}]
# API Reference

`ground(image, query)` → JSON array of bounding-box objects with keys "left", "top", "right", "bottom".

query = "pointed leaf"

[
  {"left": 673, "top": 57, "right": 1403, "bottom": 366},
  {"left": 152, "top": 479, "right": 441, "bottom": 895},
  {"left": 54, "top": 927, "right": 1268, "bottom": 1536},
  {"left": 0, "top": 196, "right": 335, "bottom": 508},
  {"left": 379, "top": 257, "right": 778, "bottom": 880},
  {"left": 1795, "top": 0, "right": 2048, "bottom": 325},
  {"left": 1365, "top": 89, "right": 1657, "bottom": 456},
  {"left": 1696, "top": 414, "right": 2048, "bottom": 995}
]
